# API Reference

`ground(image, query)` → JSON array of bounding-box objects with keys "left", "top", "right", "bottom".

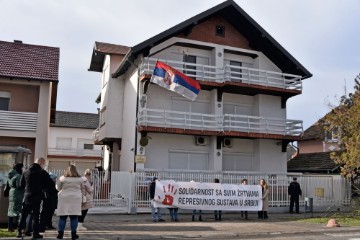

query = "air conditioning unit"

[
  {"left": 195, "top": 136, "right": 209, "bottom": 146},
  {"left": 223, "top": 138, "right": 233, "bottom": 148}
]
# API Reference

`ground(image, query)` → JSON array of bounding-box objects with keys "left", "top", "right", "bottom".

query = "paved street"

[{"left": 3, "top": 212, "right": 360, "bottom": 240}]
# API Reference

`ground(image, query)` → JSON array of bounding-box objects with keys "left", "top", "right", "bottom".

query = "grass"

[{"left": 0, "top": 228, "right": 16, "bottom": 238}]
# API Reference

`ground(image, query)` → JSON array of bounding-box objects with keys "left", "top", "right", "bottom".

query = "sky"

[{"left": 1, "top": 0, "right": 359, "bottom": 129}]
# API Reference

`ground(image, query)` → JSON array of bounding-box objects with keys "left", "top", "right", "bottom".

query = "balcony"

[
  {"left": 139, "top": 58, "right": 302, "bottom": 94},
  {"left": 137, "top": 108, "right": 303, "bottom": 139},
  {"left": 0, "top": 110, "right": 37, "bottom": 131},
  {"left": 48, "top": 148, "right": 102, "bottom": 157}
]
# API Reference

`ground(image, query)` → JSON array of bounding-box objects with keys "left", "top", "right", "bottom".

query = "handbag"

[
  {"left": 82, "top": 194, "right": 87, "bottom": 203},
  {"left": 3, "top": 181, "right": 10, "bottom": 197}
]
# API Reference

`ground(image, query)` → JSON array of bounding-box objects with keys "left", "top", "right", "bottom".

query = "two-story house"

[
  {"left": 90, "top": 1, "right": 311, "bottom": 173},
  {"left": 0, "top": 40, "right": 59, "bottom": 162},
  {"left": 287, "top": 115, "right": 340, "bottom": 174},
  {"left": 47, "top": 111, "right": 103, "bottom": 171}
]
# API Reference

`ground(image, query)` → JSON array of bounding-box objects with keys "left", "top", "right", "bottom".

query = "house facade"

[
  {"left": 47, "top": 111, "right": 103, "bottom": 171},
  {"left": 0, "top": 40, "right": 59, "bottom": 162},
  {"left": 90, "top": 1, "right": 311, "bottom": 173}
]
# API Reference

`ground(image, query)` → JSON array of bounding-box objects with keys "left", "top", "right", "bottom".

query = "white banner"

[{"left": 154, "top": 180, "right": 262, "bottom": 211}]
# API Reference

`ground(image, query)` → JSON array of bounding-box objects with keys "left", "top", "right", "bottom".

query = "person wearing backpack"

[
  {"left": 288, "top": 177, "right": 302, "bottom": 214},
  {"left": 7, "top": 163, "right": 24, "bottom": 232}
]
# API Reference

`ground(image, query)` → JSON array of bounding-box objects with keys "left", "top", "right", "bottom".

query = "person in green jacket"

[{"left": 7, "top": 163, "right": 24, "bottom": 232}]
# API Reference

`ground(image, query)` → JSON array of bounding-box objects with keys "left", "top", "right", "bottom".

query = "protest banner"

[{"left": 153, "top": 180, "right": 262, "bottom": 211}]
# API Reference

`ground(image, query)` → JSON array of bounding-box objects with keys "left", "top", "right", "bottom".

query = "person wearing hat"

[
  {"left": 288, "top": 177, "right": 302, "bottom": 214},
  {"left": 149, "top": 177, "right": 165, "bottom": 222}
]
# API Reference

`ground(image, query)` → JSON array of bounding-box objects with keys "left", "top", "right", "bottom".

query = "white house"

[
  {"left": 47, "top": 111, "right": 104, "bottom": 171},
  {"left": 89, "top": 1, "right": 312, "bottom": 174}
]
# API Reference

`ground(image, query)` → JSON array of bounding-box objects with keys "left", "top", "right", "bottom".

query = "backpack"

[{"left": 3, "top": 181, "right": 10, "bottom": 197}]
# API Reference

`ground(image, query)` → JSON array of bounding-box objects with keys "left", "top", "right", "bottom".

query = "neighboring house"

[
  {"left": 0, "top": 40, "right": 59, "bottom": 162},
  {"left": 48, "top": 111, "right": 103, "bottom": 171},
  {"left": 287, "top": 116, "right": 340, "bottom": 173},
  {"left": 89, "top": 1, "right": 312, "bottom": 173}
]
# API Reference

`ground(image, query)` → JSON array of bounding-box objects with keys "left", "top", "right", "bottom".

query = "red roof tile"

[{"left": 0, "top": 40, "right": 59, "bottom": 81}]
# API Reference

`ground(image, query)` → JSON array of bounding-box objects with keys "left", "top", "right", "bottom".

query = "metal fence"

[{"left": 49, "top": 169, "right": 351, "bottom": 213}]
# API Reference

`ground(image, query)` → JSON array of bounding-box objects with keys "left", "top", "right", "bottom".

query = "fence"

[{"left": 49, "top": 169, "right": 351, "bottom": 214}]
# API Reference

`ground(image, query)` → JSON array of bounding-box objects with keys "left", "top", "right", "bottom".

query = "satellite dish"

[{"left": 139, "top": 137, "right": 149, "bottom": 147}]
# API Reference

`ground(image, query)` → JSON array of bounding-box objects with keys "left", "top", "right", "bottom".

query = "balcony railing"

[
  {"left": 48, "top": 148, "right": 102, "bottom": 157},
  {"left": 138, "top": 108, "right": 303, "bottom": 136},
  {"left": 0, "top": 110, "right": 37, "bottom": 131},
  {"left": 139, "top": 57, "right": 302, "bottom": 91}
]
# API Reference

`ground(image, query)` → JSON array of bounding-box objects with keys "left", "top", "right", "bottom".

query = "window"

[
  {"left": 215, "top": 25, "right": 225, "bottom": 37},
  {"left": 56, "top": 138, "right": 72, "bottom": 150},
  {"left": 84, "top": 144, "right": 94, "bottom": 150},
  {"left": 183, "top": 55, "right": 196, "bottom": 76},
  {"left": 0, "top": 91, "right": 11, "bottom": 111},
  {"left": 223, "top": 153, "right": 253, "bottom": 171},
  {"left": 169, "top": 151, "right": 209, "bottom": 170},
  {"left": 325, "top": 128, "right": 339, "bottom": 142}
]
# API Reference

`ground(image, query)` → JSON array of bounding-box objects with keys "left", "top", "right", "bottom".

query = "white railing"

[
  {"left": 47, "top": 148, "right": 102, "bottom": 157},
  {"left": 139, "top": 57, "right": 302, "bottom": 91},
  {"left": 138, "top": 108, "right": 303, "bottom": 136},
  {"left": 47, "top": 169, "right": 351, "bottom": 213},
  {"left": 0, "top": 110, "right": 37, "bottom": 131}
]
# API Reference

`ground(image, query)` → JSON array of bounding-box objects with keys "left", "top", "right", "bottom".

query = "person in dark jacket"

[
  {"left": 17, "top": 157, "right": 52, "bottom": 239},
  {"left": 7, "top": 163, "right": 24, "bottom": 232},
  {"left": 39, "top": 172, "right": 58, "bottom": 231},
  {"left": 149, "top": 177, "right": 164, "bottom": 222},
  {"left": 288, "top": 177, "right": 302, "bottom": 214}
]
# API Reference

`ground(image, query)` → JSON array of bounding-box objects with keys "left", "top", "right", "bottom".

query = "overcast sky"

[{"left": 1, "top": 0, "right": 359, "bottom": 129}]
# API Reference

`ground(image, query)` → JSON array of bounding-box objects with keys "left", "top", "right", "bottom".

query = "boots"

[
  {"left": 71, "top": 231, "right": 79, "bottom": 240},
  {"left": 192, "top": 216, "right": 195, "bottom": 221},
  {"left": 57, "top": 231, "right": 64, "bottom": 239},
  {"left": 77, "top": 222, "right": 87, "bottom": 231},
  {"left": 199, "top": 216, "right": 203, "bottom": 221},
  {"left": 263, "top": 211, "right": 268, "bottom": 219}
]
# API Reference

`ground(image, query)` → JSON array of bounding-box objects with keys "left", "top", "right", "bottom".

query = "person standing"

[
  {"left": 7, "top": 163, "right": 24, "bottom": 232},
  {"left": 17, "top": 157, "right": 51, "bottom": 239},
  {"left": 77, "top": 169, "right": 95, "bottom": 230},
  {"left": 240, "top": 178, "right": 248, "bottom": 220},
  {"left": 148, "top": 177, "right": 165, "bottom": 222},
  {"left": 214, "top": 178, "right": 222, "bottom": 221},
  {"left": 56, "top": 165, "right": 83, "bottom": 240},
  {"left": 288, "top": 177, "right": 302, "bottom": 214},
  {"left": 168, "top": 207, "right": 179, "bottom": 222},
  {"left": 258, "top": 179, "right": 270, "bottom": 220},
  {"left": 39, "top": 172, "right": 58, "bottom": 231}
]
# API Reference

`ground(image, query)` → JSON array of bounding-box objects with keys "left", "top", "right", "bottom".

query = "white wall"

[{"left": 257, "top": 139, "right": 287, "bottom": 173}]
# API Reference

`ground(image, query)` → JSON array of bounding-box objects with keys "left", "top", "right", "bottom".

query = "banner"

[{"left": 154, "top": 180, "right": 262, "bottom": 211}]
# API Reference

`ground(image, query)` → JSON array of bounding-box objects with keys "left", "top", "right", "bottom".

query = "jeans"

[
  {"left": 168, "top": 208, "right": 178, "bottom": 221},
  {"left": 192, "top": 210, "right": 202, "bottom": 217},
  {"left": 58, "top": 215, "right": 78, "bottom": 232},
  {"left": 151, "top": 201, "right": 162, "bottom": 221}
]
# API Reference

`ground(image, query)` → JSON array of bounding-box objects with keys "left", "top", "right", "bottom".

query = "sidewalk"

[{"left": 5, "top": 212, "right": 360, "bottom": 239}]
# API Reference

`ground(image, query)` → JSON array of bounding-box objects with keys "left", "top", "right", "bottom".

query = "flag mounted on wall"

[{"left": 150, "top": 61, "right": 201, "bottom": 101}]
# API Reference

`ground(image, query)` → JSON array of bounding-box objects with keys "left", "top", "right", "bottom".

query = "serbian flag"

[{"left": 150, "top": 61, "right": 201, "bottom": 101}]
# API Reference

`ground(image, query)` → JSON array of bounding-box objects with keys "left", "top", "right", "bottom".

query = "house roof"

[
  {"left": 112, "top": 0, "right": 312, "bottom": 79},
  {"left": 88, "top": 42, "right": 130, "bottom": 72},
  {"left": 50, "top": 111, "right": 99, "bottom": 129},
  {"left": 0, "top": 40, "right": 60, "bottom": 81},
  {"left": 302, "top": 122, "right": 325, "bottom": 140},
  {"left": 287, "top": 152, "right": 338, "bottom": 173}
]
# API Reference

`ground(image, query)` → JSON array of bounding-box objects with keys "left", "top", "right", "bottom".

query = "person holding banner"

[
  {"left": 240, "top": 179, "right": 249, "bottom": 220},
  {"left": 258, "top": 179, "right": 270, "bottom": 219},
  {"left": 214, "top": 178, "right": 222, "bottom": 221},
  {"left": 149, "top": 177, "right": 165, "bottom": 223}
]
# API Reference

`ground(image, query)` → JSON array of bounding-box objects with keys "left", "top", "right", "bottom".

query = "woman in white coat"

[
  {"left": 77, "top": 169, "right": 94, "bottom": 231},
  {"left": 56, "top": 165, "right": 83, "bottom": 240}
]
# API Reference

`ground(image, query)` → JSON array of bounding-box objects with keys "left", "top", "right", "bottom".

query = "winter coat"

[
  {"left": 81, "top": 176, "right": 94, "bottom": 210},
  {"left": 56, "top": 176, "right": 82, "bottom": 216},
  {"left": 149, "top": 181, "right": 156, "bottom": 199},
  {"left": 7, "top": 169, "right": 24, "bottom": 217},
  {"left": 288, "top": 181, "right": 302, "bottom": 197},
  {"left": 21, "top": 163, "right": 52, "bottom": 205},
  {"left": 262, "top": 187, "right": 270, "bottom": 211}
]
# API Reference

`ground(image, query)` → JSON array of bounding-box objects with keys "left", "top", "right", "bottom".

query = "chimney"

[{"left": 14, "top": 40, "right": 23, "bottom": 44}]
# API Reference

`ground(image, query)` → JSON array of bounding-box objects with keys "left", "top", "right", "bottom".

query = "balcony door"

[
  {"left": 172, "top": 98, "right": 210, "bottom": 129},
  {"left": 224, "top": 59, "right": 253, "bottom": 83},
  {"left": 183, "top": 54, "right": 209, "bottom": 80},
  {"left": 0, "top": 91, "right": 11, "bottom": 111}
]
